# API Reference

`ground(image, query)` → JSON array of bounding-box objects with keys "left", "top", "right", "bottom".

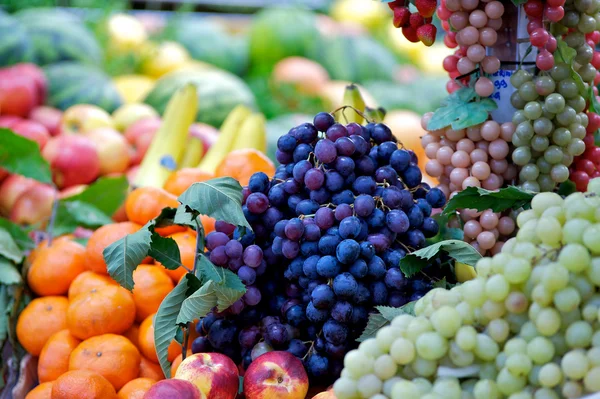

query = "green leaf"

[
  {"left": 195, "top": 254, "right": 246, "bottom": 312},
  {"left": 154, "top": 276, "right": 190, "bottom": 378},
  {"left": 0, "top": 286, "right": 8, "bottom": 343},
  {"left": 442, "top": 186, "right": 534, "bottom": 216},
  {"left": 433, "top": 277, "right": 457, "bottom": 290},
  {"left": 376, "top": 303, "right": 415, "bottom": 321},
  {"left": 196, "top": 253, "right": 225, "bottom": 284},
  {"left": 174, "top": 206, "right": 196, "bottom": 228},
  {"left": 0, "top": 219, "right": 34, "bottom": 251},
  {"left": 63, "top": 176, "right": 128, "bottom": 216},
  {"left": 588, "top": 86, "right": 600, "bottom": 114},
  {"left": 399, "top": 240, "right": 482, "bottom": 277},
  {"left": 215, "top": 286, "right": 245, "bottom": 312},
  {"left": 427, "top": 88, "right": 497, "bottom": 131},
  {"left": 426, "top": 213, "right": 464, "bottom": 245},
  {"left": 511, "top": 0, "right": 527, "bottom": 4},
  {"left": 54, "top": 201, "right": 114, "bottom": 236},
  {"left": 0, "top": 129, "right": 52, "bottom": 184},
  {"left": 0, "top": 228, "right": 23, "bottom": 263},
  {"left": 558, "top": 180, "right": 577, "bottom": 196},
  {"left": 0, "top": 258, "right": 22, "bottom": 285},
  {"left": 176, "top": 281, "right": 217, "bottom": 325},
  {"left": 103, "top": 225, "right": 152, "bottom": 291},
  {"left": 178, "top": 177, "right": 251, "bottom": 229},
  {"left": 556, "top": 39, "right": 577, "bottom": 64},
  {"left": 73, "top": 237, "right": 89, "bottom": 246},
  {"left": 357, "top": 313, "right": 389, "bottom": 342},
  {"left": 148, "top": 229, "right": 182, "bottom": 270},
  {"left": 153, "top": 207, "right": 178, "bottom": 228}
]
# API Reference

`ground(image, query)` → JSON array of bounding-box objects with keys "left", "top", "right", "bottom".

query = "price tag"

[{"left": 489, "top": 69, "right": 516, "bottom": 124}]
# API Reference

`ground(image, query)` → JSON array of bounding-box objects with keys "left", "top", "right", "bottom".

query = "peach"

[
  {"left": 29, "top": 106, "right": 63, "bottom": 136},
  {"left": 84, "top": 127, "right": 130, "bottom": 175},
  {"left": 42, "top": 135, "right": 100, "bottom": 188},
  {"left": 142, "top": 379, "right": 200, "bottom": 399},
  {"left": 243, "top": 351, "right": 308, "bottom": 399},
  {"left": 10, "top": 183, "right": 56, "bottom": 225},
  {"left": 174, "top": 353, "right": 238, "bottom": 399},
  {"left": 62, "top": 104, "right": 114, "bottom": 134},
  {"left": 0, "top": 174, "right": 37, "bottom": 216}
]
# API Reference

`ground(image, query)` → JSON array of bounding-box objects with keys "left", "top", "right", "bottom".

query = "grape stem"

[
  {"left": 192, "top": 216, "right": 205, "bottom": 275},
  {"left": 181, "top": 324, "right": 190, "bottom": 361},
  {"left": 330, "top": 106, "right": 373, "bottom": 124}
]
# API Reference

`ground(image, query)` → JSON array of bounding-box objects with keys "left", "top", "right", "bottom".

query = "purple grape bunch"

[{"left": 192, "top": 112, "right": 447, "bottom": 383}]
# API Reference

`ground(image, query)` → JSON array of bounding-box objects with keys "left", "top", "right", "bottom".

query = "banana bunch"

[
  {"left": 336, "top": 84, "right": 386, "bottom": 125},
  {"left": 198, "top": 105, "right": 267, "bottom": 173},
  {"left": 134, "top": 84, "right": 198, "bottom": 188}
]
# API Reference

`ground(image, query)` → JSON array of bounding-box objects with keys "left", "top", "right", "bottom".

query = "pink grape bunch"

[
  {"left": 438, "top": 0, "right": 505, "bottom": 95},
  {"left": 449, "top": 208, "right": 516, "bottom": 255}
]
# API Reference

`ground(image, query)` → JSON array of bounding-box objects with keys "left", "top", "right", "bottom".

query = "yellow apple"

[
  {"left": 62, "top": 104, "right": 114, "bottom": 134},
  {"left": 111, "top": 103, "right": 158, "bottom": 132}
]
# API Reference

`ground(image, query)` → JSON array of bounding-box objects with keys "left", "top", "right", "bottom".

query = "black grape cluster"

[{"left": 192, "top": 112, "right": 447, "bottom": 383}]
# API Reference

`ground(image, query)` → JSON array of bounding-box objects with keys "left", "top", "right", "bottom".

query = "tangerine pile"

[{"left": 18, "top": 153, "right": 275, "bottom": 398}]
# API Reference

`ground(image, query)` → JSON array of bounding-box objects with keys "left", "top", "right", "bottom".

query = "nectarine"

[
  {"left": 142, "top": 379, "right": 200, "bottom": 399},
  {"left": 174, "top": 353, "right": 238, "bottom": 399},
  {"left": 243, "top": 351, "right": 308, "bottom": 399}
]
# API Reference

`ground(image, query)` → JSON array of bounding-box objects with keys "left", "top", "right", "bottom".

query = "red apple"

[
  {"left": 0, "top": 115, "right": 23, "bottom": 128},
  {"left": 11, "top": 119, "right": 50, "bottom": 149},
  {"left": 143, "top": 379, "right": 200, "bottom": 399},
  {"left": 243, "top": 351, "right": 308, "bottom": 399},
  {"left": 123, "top": 117, "right": 161, "bottom": 144},
  {"left": 0, "top": 71, "right": 38, "bottom": 117},
  {"left": 10, "top": 183, "right": 56, "bottom": 225},
  {"left": 0, "top": 174, "right": 37, "bottom": 216},
  {"left": 61, "top": 104, "right": 114, "bottom": 134},
  {"left": 0, "top": 169, "right": 8, "bottom": 183},
  {"left": 84, "top": 127, "right": 130, "bottom": 175},
  {"left": 174, "top": 353, "right": 239, "bottom": 399},
  {"left": 29, "top": 106, "right": 63, "bottom": 136},
  {"left": 8, "top": 63, "right": 47, "bottom": 102},
  {"left": 129, "top": 129, "right": 155, "bottom": 165},
  {"left": 188, "top": 123, "right": 218, "bottom": 157},
  {"left": 42, "top": 135, "right": 100, "bottom": 188}
]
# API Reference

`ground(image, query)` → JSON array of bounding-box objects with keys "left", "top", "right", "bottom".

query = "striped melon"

[
  {"left": 16, "top": 9, "right": 102, "bottom": 66},
  {"left": 249, "top": 7, "right": 320, "bottom": 76},
  {"left": 0, "top": 10, "right": 35, "bottom": 67},
  {"left": 43, "top": 62, "right": 123, "bottom": 112},
  {"left": 172, "top": 18, "right": 249, "bottom": 76},
  {"left": 310, "top": 34, "right": 398, "bottom": 83},
  {"left": 143, "top": 68, "right": 256, "bottom": 128}
]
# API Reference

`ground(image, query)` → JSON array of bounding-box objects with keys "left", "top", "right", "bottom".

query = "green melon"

[
  {"left": 172, "top": 18, "right": 249, "bottom": 76},
  {"left": 43, "top": 62, "right": 123, "bottom": 112},
  {"left": 310, "top": 35, "right": 398, "bottom": 83},
  {"left": 16, "top": 10, "right": 102, "bottom": 66},
  {"left": 0, "top": 10, "right": 35, "bottom": 67},
  {"left": 248, "top": 7, "right": 320, "bottom": 76},
  {"left": 364, "top": 77, "right": 448, "bottom": 115},
  {"left": 144, "top": 68, "right": 256, "bottom": 128}
]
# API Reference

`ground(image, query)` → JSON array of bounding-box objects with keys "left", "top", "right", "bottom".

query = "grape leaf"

[
  {"left": 0, "top": 228, "right": 23, "bottom": 263},
  {"left": 173, "top": 205, "right": 196, "bottom": 229},
  {"left": 0, "top": 258, "right": 22, "bottom": 285},
  {"left": 195, "top": 254, "right": 246, "bottom": 312},
  {"left": 148, "top": 229, "right": 182, "bottom": 270},
  {"left": 556, "top": 39, "right": 577, "bottom": 64},
  {"left": 442, "top": 186, "right": 534, "bottom": 216},
  {"left": 0, "top": 129, "right": 52, "bottom": 184},
  {"left": 215, "top": 286, "right": 245, "bottom": 312},
  {"left": 178, "top": 177, "right": 251, "bottom": 229},
  {"left": 0, "top": 219, "right": 34, "bottom": 251},
  {"left": 154, "top": 276, "right": 192, "bottom": 378},
  {"left": 176, "top": 281, "right": 217, "bottom": 325},
  {"left": 426, "top": 88, "right": 498, "bottom": 131},
  {"left": 62, "top": 176, "right": 128, "bottom": 216},
  {"left": 376, "top": 303, "right": 415, "bottom": 321},
  {"left": 357, "top": 313, "right": 389, "bottom": 342},
  {"left": 558, "top": 180, "right": 577, "bottom": 196},
  {"left": 399, "top": 240, "right": 482, "bottom": 278},
  {"left": 104, "top": 224, "right": 152, "bottom": 291}
]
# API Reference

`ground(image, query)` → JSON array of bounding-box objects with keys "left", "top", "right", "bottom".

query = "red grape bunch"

[
  {"left": 438, "top": 0, "right": 505, "bottom": 95},
  {"left": 570, "top": 111, "right": 600, "bottom": 191},
  {"left": 388, "top": 0, "right": 438, "bottom": 46}
]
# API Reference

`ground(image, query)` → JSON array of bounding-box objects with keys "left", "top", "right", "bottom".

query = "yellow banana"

[
  {"left": 231, "top": 113, "right": 267, "bottom": 153},
  {"left": 179, "top": 137, "right": 204, "bottom": 169},
  {"left": 197, "top": 105, "right": 252, "bottom": 173},
  {"left": 134, "top": 83, "right": 198, "bottom": 188},
  {"left": 455, "top": 261, "right": 477, "bottom": 283},
  {"left": 339, "top": 83, "right": 366, "bottom": 124},
  {"left": 365, "top": 106, "right": 386, "bottom": 123}
]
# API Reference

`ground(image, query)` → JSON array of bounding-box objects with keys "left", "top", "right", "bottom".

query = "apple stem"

[{"left": 45, "top": 190, "right": 60, "bottom": 247}]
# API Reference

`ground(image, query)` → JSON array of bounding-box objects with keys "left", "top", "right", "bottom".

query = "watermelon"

[
  {"left": 0, "top": 10, "right": 35, "bottom": 67},
  {"left": 16, "top": 9, "right": 102, "bottom": 66},
  {"left": 364, "top": 77, "right": 448, "bottom": 115},
  {"left": 144, "top": 68, "right": 256, "bottom": 128},
  {"left": 248, "top": 7, "right": 321, "bottom": 76},
  {"left": 172, "top": 18, "right": 249, "bottom": 76},
  {"left": 310, "top": 35, "right": 399, "bottom": 83},
  {"left": 43, "top": 62, "right": 123, "bottom": 112}
]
